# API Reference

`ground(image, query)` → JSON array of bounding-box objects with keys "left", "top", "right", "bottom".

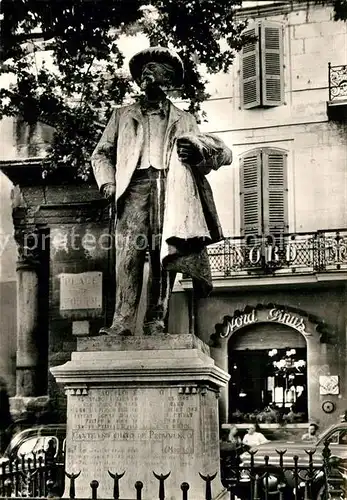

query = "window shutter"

[
  {"left": 240, "top": 150, "right": 262, "bottom": 236},
  {"left": 262, "top": 149, "right": 288, "bottom": 235},
  {"left": 260, "top": 21, "right": 284, "bottom": 106},
  {"left": 240, "top": 24, "right": 261, "bottom": 109}
]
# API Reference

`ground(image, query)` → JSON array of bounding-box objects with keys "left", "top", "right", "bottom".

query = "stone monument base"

[{"left": 51, "top": 334, "right": 229, "bottom": 500}]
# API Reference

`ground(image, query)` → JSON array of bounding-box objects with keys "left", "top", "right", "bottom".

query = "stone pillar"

[
  {"left": 51, "top": 334, "right": 230, "bottom": 500},
  {"left": 15, "top": 257, "right": 40, "bottom": 396},
  {"left": 14, "top": 230, "right": 41, "bottom": 397},
  {"left": 211, "top": 339, "right": 228, "bottom": 425}
]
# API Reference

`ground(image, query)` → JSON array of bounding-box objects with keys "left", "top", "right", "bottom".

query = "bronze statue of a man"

[{"left": 91, "top": 46, "right": 232, "bottom": 336}]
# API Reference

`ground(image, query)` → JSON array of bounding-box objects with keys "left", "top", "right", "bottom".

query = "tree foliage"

[
  {"left": 1, "top": 1, "right": 344, "bottom": 180},
  {"left": 0, "top": 0, "right": 247, "bottom": 179}
]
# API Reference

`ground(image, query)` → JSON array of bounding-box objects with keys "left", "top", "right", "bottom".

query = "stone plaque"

[
  {"left": 60, "top": 272, "right": 102, "bottom": 311},
  {"left": 72, "top": 321, "right": 90, "bottom": 336},
  {"left": 65, "top": 387, "right": 219, "bottom": 499}
]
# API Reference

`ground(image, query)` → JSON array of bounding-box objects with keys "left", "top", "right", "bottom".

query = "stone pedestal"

[{"left": 51, "top": 334, "right": 229, "bottom": 500}]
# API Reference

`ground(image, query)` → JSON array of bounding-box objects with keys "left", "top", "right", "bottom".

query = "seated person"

[
  {"left": 301, "top": 423, "right": 319, "bottom": 443},
  {"left": 220, "top": 428, "right": 234, "bottom": 455},
  {"left": 220, "top": 426, "right": 243, "bottom": 480},
  {"left": 242, "top": 423, "right": 268, "bottom": 448},
  {"left": 229, "top": 425, "right": 242, "bottom": 449}
]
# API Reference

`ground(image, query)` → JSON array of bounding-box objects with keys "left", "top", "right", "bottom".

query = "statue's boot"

[
  {"left": 99, "top": 323, "right": 132, "bottom": 336},
  {"left": 143, "top": 320, "right": 165, "bottom": 336}
]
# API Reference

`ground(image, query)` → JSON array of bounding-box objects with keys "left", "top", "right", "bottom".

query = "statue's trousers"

[{"left": 113, "top": 166, "right": 176, "bottom": 332}]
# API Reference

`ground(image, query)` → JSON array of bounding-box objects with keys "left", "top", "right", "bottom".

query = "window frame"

[
  {"left": 240, "top": 20, "right": 285, "bottom": 109},
  {"left": 239, "top": 147, "right": 289, "bottom": 239}
]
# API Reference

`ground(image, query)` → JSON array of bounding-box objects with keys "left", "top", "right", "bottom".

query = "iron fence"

[
  {"left": 0, "top": 449, "right": 64, "bottom": 498},
  {"left": 328, "top": 63, "right": 347, "bottom": 102},
  {"left": 207, "top": 229, "right": 347, "bottom": 278},
  {"left": 0, "top": 468, "right": 218, "bottom": 500},
  {"left": 221, "top": 442, "right": 346, "bottom": 500},
  {"left": 0, "top": 442, "right": 346, "bottom": 499}
]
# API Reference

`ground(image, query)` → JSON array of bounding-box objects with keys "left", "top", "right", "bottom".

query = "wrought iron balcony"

[
  {"left": 327, "top": 63, "right": 347, "bottom": 121},
  {"left": 207, "top": 229, "right": 347, "bottom": 278}
]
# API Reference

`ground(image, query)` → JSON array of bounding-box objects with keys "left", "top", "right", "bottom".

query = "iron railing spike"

[
  {"left": 135, "top": 480, "right": 143, "bottom": 500},
  {"left": 90, "top": 479, "right": 99, "bottom": 500},
  {"left": 153, "top": 471, "right": 171, "bottom": 500},
  {"left": 180, "top": 482, "right": 189, "bottom": 500},
  {"left": 199, "top": 471, "right": 217, "bottom": 500},
  {"left": 65, "top": 470, "right": 81, "bottom": 499},
  {"left": 108, "top": 470, "right": 125, "bottom": 499}
]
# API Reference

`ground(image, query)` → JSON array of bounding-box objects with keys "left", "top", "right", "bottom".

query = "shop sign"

[
  {"left": 267, "top": 308, "right": 306, "bottom": 333},
  {"left": 220, "top": 307, "right": 309, "bottom": 338},
  {"left": 229, "top": 243, "right": 303, "bottom": 265}
]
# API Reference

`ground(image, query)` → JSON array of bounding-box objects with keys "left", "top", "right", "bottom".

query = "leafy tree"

[
  {"left": 1, "top": 1, "right": 344, "bottom": 180},
  {"left": 0, "top": 0, "right": 248, "bottom": 179}
]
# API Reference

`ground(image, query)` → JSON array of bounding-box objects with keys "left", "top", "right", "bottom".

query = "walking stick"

[{"left": 105, "top": 197, "right": 116, "bottom": 327}]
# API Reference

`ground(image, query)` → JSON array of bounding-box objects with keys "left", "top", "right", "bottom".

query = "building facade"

[{"left": 170, "top": 0, "right": 347, "bottom": 434}]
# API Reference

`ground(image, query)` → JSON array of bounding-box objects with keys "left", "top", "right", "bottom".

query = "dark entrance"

[{"left": 228, "top": 323, "right": 308, "bottom": 423}]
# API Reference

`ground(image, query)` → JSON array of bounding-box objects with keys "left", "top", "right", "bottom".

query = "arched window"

[
  {"left": 228, "top": 323, "right": 308, "bottom": 423},
  {"left": 240, "top": 148, "right": 288, "bottom": 240}
]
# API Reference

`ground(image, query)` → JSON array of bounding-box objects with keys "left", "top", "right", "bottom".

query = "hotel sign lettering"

[
  {"left": 220, "top": 308, "right": 309, "bottom": 338},
  {"left": 229, "top": 243, "right": 303, "bottom": 265}
]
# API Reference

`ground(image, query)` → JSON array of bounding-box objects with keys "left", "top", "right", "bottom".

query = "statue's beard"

[{"left": 140, "top": 77, "right": 167, "bottom": 101}]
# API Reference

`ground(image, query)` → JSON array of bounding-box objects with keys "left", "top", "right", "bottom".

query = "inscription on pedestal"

[
  {"left": 65, "top": 387, "right": 217, "bottom": 498},
  {"left": 201, "top": 391, "right": 219, "bottom": 469}
]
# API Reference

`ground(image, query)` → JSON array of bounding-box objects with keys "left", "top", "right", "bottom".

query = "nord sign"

[{"left": 229, "top": 243, "right": 303, "bottom": 265}]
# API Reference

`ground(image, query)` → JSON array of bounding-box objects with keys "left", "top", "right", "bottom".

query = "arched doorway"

[{"left": 228, "top": 323, "right": 308, "bottom": 423}]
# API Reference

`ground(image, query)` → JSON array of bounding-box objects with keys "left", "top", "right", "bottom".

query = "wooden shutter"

[
  {"left": 261, "top": 21, "right": 284, "bottom": 106},
  {"left": 240, "top": 150, "right": 262, "bottom": 236},
  {"left": 240, "top": 24, "right": 261, "bottom": 109},
  {"left": 262, "top": 149, "right": 288, "bottom": 235}
]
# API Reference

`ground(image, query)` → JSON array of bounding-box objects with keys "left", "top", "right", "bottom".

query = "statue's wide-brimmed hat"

[{"left": 129, "top": 46, "right": 184, "bottom": 87}]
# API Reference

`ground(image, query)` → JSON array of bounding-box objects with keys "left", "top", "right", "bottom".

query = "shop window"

[
  {"left": 228, "top": 347, "right": 308, "bottom": 424},
  {"left": 240, "top": 148, "right": 288, "bottom": 240},
  {"left": 240, "top": 20, "right": 284, "bottom": 109}
]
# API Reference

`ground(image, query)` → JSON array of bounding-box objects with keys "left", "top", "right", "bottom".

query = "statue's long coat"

[{"left": 91, "top": 100, "right": 232, "bottom": 296}]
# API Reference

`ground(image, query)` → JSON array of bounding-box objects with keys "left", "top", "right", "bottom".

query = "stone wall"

[
  {"left": 0, "top": 281, "right": 16, "bottom": 395},
  {"left": 198, "top": 3, "right": 347, "bottom": 236},
  {"left": 48, "top": 220, "right": 110, "bottom": 422}
]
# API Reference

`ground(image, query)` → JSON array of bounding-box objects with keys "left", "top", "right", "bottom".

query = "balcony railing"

[
  {"left": 328, "top": 63, "right": 347, "bottom": 102},
  {"left": 327, "top": 63, "right": 347, "bottom": 120},
  {"left": 207, "top": 229, "right": 347, "bottom": 278}
]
